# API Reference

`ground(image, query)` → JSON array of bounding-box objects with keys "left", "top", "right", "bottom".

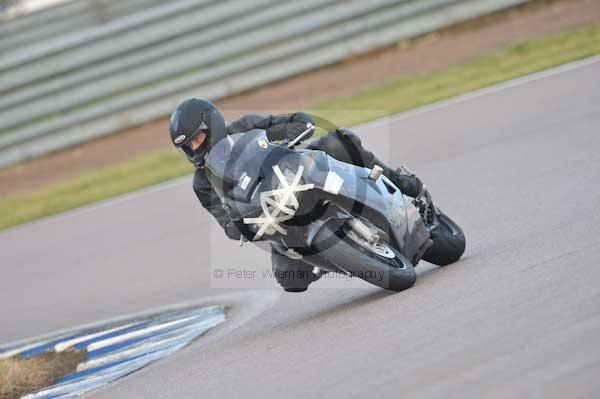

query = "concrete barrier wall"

[{"left": 0, "top": 0, "right": 531, "bottom": 168}]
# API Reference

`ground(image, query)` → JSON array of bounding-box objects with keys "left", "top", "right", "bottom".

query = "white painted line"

[
  {"left": 0, "top": 301, "right": 228, "bottom": 359},
  {"left": 356, "top": 54, "right": 600, "bottom": 132},
  {"left": 86, "top": 314, "right": 199, "bottom": 351},
  {"left": 0, "top": 339, "right": 52, "bottom": 359},
  {"left": 79, "top": 314, "right": 225, "bottom": 371},
  {"left": 17, "top": 307, "right": 227, "bottom": 399},
  {"left": 54, "top": 322, "right": 137, "bottom": 352},
  {"left": 78, "top": 328, "right": 199, "bottom": 371}
]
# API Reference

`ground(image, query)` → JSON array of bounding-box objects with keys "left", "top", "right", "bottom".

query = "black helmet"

[{"left": 169, "top": 98, "right": 227, "bottom": 167}]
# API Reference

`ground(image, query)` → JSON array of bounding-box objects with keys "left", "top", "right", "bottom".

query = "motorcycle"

[{"left": 205, "top": 124, "right": 465, "bottom": 291}]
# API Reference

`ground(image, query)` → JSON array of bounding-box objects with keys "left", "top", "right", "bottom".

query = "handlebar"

[{"left": 287, "top": 123, "right": 315, "bottom": 148}]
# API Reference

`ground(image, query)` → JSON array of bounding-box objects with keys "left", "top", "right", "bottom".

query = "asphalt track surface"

[{"left": 2, "top": 57, "right": 600, "bottom": 398}]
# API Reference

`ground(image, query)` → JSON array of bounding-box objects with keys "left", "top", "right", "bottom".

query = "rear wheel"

[
  {"left": 422, "top": 211, "right": 466, "bottom": 266},
  {"left": 312, "top": 224, "right": 416, "bottom": 291}
]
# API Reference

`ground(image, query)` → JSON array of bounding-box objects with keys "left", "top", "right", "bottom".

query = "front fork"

[{"left": 413, "top": 185, "right": 440, "bottom": 231}]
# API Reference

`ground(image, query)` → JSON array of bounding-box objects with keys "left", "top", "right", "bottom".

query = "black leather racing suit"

[
  {"left": 193, "top": 113, "right": 423, "bottom": 292},
  {"left": 193, "top": 113, "right": 315, "bottom": 239}
]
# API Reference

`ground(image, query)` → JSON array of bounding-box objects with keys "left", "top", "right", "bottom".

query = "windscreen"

[{"left": 205, "top": 130, "right": 271, "bottom": 202}]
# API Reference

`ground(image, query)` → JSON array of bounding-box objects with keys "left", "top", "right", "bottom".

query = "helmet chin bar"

[{"left": 177, "top": 143, "right": 208, "bottom": 168}]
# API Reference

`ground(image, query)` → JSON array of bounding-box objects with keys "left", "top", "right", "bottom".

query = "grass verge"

[
  {"left": 0, "top": 349, "right": 86, "bottom": 399},
  {"left": 309, "top": 22, "right": 600, "bottom": 126},
  {"left": 1, "top": 22, "right": 600, "bottom": 231},
  {"left": 0, "top": 151, "right": 190, "bottom": 230}
]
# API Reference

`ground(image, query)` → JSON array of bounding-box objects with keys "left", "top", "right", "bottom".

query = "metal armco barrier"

[{"left": 0, "top": 0, "right": 531, "bottom": 168}]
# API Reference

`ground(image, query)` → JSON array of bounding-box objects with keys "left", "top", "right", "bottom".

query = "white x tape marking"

[{"left": 243, "top": 165, "right": 314, "bottom": 240}]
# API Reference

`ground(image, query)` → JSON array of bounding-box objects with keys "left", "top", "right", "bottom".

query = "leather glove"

[{"left": 223, "top": 220, "right": 242, "bottom": 240}]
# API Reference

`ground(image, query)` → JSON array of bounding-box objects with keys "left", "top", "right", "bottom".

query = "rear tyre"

[
  {"left": 422, "top": 211, "right": 466, "bottom": 266},
  {"left": 312, "top": 226, "right": 416, "bottom": 291}
]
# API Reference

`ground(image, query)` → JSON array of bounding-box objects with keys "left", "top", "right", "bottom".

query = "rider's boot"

[
  {"left": 372, "top": 156, "right": 424, "bottom": 198},
  {"left": 321, "top": 128, "right": 424, "bottom": 198}
]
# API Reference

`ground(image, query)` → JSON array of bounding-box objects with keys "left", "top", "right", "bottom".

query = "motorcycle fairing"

[{"left": 205, "top": 130, "right": 429, "bottom": 262}]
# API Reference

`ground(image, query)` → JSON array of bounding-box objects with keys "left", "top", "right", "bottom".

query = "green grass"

[
  {"left": 0, "top": 349, "right": 86, "bottom": 399},
  {"left": 0, "top": 151, "right": 190, "bottom": 229},
  {"left": 309, "top": 22, "right": 600, "bottom": 126},
  {"left": 1, "top": 21, "right": 600, "bottom": 231}
]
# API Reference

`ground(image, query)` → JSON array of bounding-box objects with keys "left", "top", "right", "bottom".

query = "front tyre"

[
  {"left": 312, "top": 226, "right": 416, "bottom": 291},
  {"left": 422, "top": 211, "right": 466, "bottom": 266}
]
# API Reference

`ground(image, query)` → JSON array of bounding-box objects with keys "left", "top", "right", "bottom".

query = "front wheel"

[
  {"left": 422, "top": 211, "right": 466, "bottom": 266},
  {"left": 312, "top": 225, "right": 416, "bottom": 291}
]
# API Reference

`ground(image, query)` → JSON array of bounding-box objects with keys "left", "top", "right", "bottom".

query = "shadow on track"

[{"left": 283, "top": 288, "right": 399, "bottom": 329}]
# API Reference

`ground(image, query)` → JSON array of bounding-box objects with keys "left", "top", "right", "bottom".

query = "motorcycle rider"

[{"left": 169, "top": 98, "right": 426, "bottom": 292}]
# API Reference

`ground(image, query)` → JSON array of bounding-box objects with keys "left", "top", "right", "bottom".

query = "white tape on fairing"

[
  {"left": 243, "top": 165, "right": 314, "bottom": 240},
  {"left": 323, "top": 171, "right": 344, "bottom": 195}
]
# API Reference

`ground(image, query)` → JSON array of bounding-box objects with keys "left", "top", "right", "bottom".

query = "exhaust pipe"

[{"left": 348, "top": 218, "right": 379, "bottom": 245}]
